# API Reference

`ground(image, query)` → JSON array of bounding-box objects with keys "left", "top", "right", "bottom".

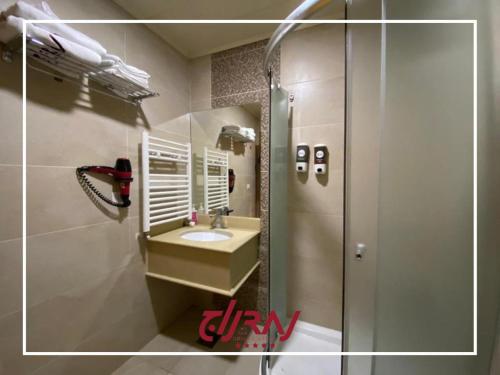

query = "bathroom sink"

[{"left": 181, "top": 230, "right": 233, "bottom": 242}]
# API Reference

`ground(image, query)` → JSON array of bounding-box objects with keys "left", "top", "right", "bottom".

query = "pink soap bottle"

[{"left": 191, "top": 204, "right": 198, "bottom": 224}]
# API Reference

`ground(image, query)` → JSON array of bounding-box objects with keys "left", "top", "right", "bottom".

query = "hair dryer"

[{"left": 76, "top": 158, "right": 133, "bottom": 208}]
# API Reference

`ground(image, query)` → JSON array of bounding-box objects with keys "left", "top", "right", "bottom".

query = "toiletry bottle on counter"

[
  {"left": 199, "top": 203, "right": 204, "bottom": 215},
  {"left": 191, "top": 204, "right": 198, "bottom": 224}
]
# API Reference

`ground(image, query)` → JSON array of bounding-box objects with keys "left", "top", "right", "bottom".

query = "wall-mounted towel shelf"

[
  {"left": 2, "top": 36, "right": 159, "bottom": 105},
  {"left": 220, "top": 125, "right": 256, "bottom": 143}
]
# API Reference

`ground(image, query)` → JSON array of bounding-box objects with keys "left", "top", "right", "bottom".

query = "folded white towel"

[
  {"left": 4, "top": 1, "right": 107, "bottom": 56},
  {"left": 31, "top": 24, "right": 102, "bottom": 66},
  {"left": 99, "top": 54, "right": 150, "bottom": 88},
  {"left": 0, "top": 15, "right": 101, "bottom": 66},
  {"left": 101, "top": 54, "right": 150, "bottom": 77},
  {"left": 239, "top": 128, "right": 255, "bottom": 137},
  {"left": 0, "top": 13, "right": 23, "bottom": 43},
  {"left": 238, "top": 127, "right": 255, "bottom": 138},
  {"left": 221, "top": 125, "right": 256, "bottom": 143}
]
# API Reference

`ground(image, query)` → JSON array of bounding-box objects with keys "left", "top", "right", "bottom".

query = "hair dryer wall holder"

[{"left": 76, "top": 158, "right": 133, "bottom": 208}]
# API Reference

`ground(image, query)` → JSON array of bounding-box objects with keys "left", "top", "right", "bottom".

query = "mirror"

[{"left": 190, "top": 104, "right": 261, "bottom": 218}]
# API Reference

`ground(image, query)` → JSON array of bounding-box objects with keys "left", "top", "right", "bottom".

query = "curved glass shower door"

[
  {"left": 268, "top": 83, "right": 289, "bottom": 350},
  {"left": 345, "top": 17, "right": 474, "bottom": 375}
]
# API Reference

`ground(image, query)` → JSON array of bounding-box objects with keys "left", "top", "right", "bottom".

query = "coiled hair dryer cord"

[{"left": 76, "top": 158, "right": 133, "bottom": 208}]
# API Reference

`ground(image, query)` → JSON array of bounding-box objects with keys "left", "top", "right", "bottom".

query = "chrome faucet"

[{"left": 210, "top": 207, "right": 230, "bottom": 229}]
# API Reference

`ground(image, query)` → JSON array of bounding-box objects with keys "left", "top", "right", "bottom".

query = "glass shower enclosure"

[{"left": 263, "top": 0, "right": 479, "bottom": 374}]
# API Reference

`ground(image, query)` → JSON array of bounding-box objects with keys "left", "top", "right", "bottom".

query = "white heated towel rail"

[
  {"left": 203, "top": 147, "right": 229, "bottom": 214},
  {"left": 142, "top": 131, "right": 192, "bottom": 232}
]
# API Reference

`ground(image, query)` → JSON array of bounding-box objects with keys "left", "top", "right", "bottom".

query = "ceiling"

[{"left": 112, "top": 0, "right": 345, "bottom": 58}]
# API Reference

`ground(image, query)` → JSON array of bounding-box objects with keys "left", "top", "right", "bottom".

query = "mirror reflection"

[{"left": 190, "top": 104, "right": 261, "bottom": 218}]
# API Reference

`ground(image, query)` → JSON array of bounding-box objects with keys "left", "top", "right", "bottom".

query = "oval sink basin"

[{"left": 181, "top": 230, "right": 233, "bottom": 242}]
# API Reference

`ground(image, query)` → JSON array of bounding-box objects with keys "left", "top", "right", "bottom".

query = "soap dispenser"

[
  {"left": 296, "top": 143, "right": 310, "bottom": 173},
  {"left": 313, "top": 144, "right": 328, "bottom": 175}
]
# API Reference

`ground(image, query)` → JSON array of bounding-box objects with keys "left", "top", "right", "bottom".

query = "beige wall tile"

[
  {"left": 287, "top": 251, "right": 343, "bottom": 330},
  {"left": 27, "top": 166, "right": 128, "bottom": 235},
  {"left": 124, "top": 24, "right": 190, "bottom": 99},
  {"left": 27, "top": 261, "right": 193, "bottom": 353},
  {"left": 27, "top": 220, "right": 140, "bottom": 307},
  {"left": 28, "top": 261, "right": 150, "bottom": 352},
  {"left": 190, "top": 56, "right": 211, "bottom": 105},
  {"left": 47, "top": 0, "right": 132, "bottom": 19},
  {"left": 0, "top": 239, "right": 21, "bottom": 318},
  {"left": 281, "top": 23, "right": 345, "bottom": 331},
  {"left": 128, "top": 216, "right": 147, "bottom": 263},
  {"left": 285, "top": 77, "right": 345, "bottom": 128},
  {"left": 69, "top": 23, "right": 126, "bottom": 58},
  {"left": 0, "top": 311, "right": 50, "bottom": 374},
  {"left": 0, "top": 166, "right": 21, "bottom": 241},
  {"left": 139, "top": 90, "right": 190, "bottom": 128},
  {"left": 288, "top": 165, "right": 343, "bottom": 216},
  {"left": 74, "top": 306, "right": 158, "bottom": 353},
  {"left": 27, "top": 100, "right": 128, "bottom": 167},
  {"left": 190, "top": 98, "right": 212, "bottom": 112},
  {"left": 0, "top": 59, "right": 22, "bottom": 165},
  {"left": 287, "top": 211, "right": 343, "bottom": 327},
  {"left": 288, "top": 212, "right": 343, "bottom": 262},
  {"left": 281, "top": 24, "right": 345, "bottom": 85},
  {"left": 154, "top": 114, "right": 191, "bottom": 137},
  {"left": 288, "top": 289, "right": 343, "bottom": 330}
]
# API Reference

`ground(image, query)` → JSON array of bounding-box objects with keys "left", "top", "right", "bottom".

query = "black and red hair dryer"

[{"left": 76, "top": 158, "right": 133, "bottom": 208}]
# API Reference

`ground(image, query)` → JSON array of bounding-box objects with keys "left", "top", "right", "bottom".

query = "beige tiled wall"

[
  {"left": 281, "top": 24, "right": 345, "bottom": 330},
  {"left": 189, "top": 56, "right": 212, "bottom": 112},
  {"left": 0, "top": 1, "right": 194, "bottom": 374}
]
